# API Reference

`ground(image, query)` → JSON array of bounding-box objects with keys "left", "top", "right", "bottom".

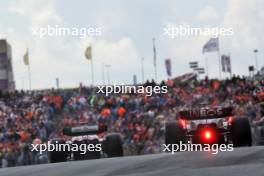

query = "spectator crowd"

[{"left": 0, "top": 75, "right": 263, "bottom": 167}]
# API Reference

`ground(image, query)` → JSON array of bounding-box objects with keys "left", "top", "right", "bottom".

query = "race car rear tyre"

[
  {"left": 85, "top": 139, "right": 101, "bottom": 159},
  {"left": 73, "top": 141, "right": 85, "bottom": 160},
  {"left": 165, "top": 121, "right": 186, "bottom": 146},
  {"left": 49, "top": 140, "right": 68, "bottom": 163},
  {"left": 230, "top": 117, "right": 252, "bottom": 147},
  {"left": 103, "top": 133, "right": 123, "bottom": 157},
  {"left": 73, "top": 140, "right": 101, "bottom": 160}
]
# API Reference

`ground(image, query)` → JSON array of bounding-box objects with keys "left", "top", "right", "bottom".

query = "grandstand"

[{"left": 0, "top": 73, "right": 263, "bottom": 167}]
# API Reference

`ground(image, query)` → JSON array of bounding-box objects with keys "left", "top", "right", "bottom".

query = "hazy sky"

[{"left": 0, "top": 0, "right": 263, "bottom": 89}]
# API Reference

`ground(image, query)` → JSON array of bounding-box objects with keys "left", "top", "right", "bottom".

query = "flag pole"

[
  {"left": 218, "top": 51, "right": 222, "bottom": 79},
  {"left": 153, "top": 38, "right": 157, "bottom": 82},
  {"left": 90, "top": 59, "right": 94, "bottom": 86},
  {"left": 105, "top": 64, "right": 111, "bottom": 85},
  {"left": 229, "top": 53, "right": 232, "bottom": 78},
  {"left": 218, "top": 37, "right": 222, "bottom": 79},
  {"left": 20, "top": 76, "right": 25, "bottom": 90},
  {"left": 102, "top": 62, "right": 105, "bottom": 85},
  {"left": 205, "top": 57, "right": 209, "bottom": 78},
  {"left": 25, "top": 48, "right": 31, "bottom": 90},
  {"left": 141, "top": 57, "right": 145, "bottom": 83},
  {"left": 28, "top": 62, "right": 32, "bottom": 90},
  {"left": 85, "top": 45, "right": 94, "bottom": 86}
]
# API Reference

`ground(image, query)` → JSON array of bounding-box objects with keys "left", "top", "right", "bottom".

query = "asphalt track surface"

[{"left": 1, "top": 146, "right": 264, "bottom": 176}]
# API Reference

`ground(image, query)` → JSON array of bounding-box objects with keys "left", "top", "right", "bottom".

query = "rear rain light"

[
  {"left": 202, "top": 129, "right": 215, "bottom": 142},
  {"left": 204, "top": 131, "right": 211, "bottom": 139}
]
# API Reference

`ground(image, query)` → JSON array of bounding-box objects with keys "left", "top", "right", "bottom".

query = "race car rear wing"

[
  {"left": 179, "top": 107, "right": 233, "bottom": 120},
  {"left": 63, "top": 124, "right": 107, "bottom": 136}
]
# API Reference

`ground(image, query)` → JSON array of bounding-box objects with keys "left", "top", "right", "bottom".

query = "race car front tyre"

[
  {"left": 103, "top": 133, "right": 123, "bottom": 157},
  {"left": 230, "top": 117, "right": 252, "bottom": 147},
  {"left": 49, "top": 139, "right": 68, "bottom": 163},
  {"left": 165, "top": 121, "right": 186, "bottom": 146}
]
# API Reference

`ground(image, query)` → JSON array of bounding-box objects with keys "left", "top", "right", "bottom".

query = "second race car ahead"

[
  {"left": 49, "top": 123, "right": 123, "bottom": 163},
  {"left": 165, "top": 106, "right": 252, "bottom": 147}
]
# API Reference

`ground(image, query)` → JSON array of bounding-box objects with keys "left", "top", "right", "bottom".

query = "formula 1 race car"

[
  {"left": 165, "top": 106, "right": 252, "bottom": 147},
  {"left": 49, "top": 124, "right": 123, "bottom": 163}
]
